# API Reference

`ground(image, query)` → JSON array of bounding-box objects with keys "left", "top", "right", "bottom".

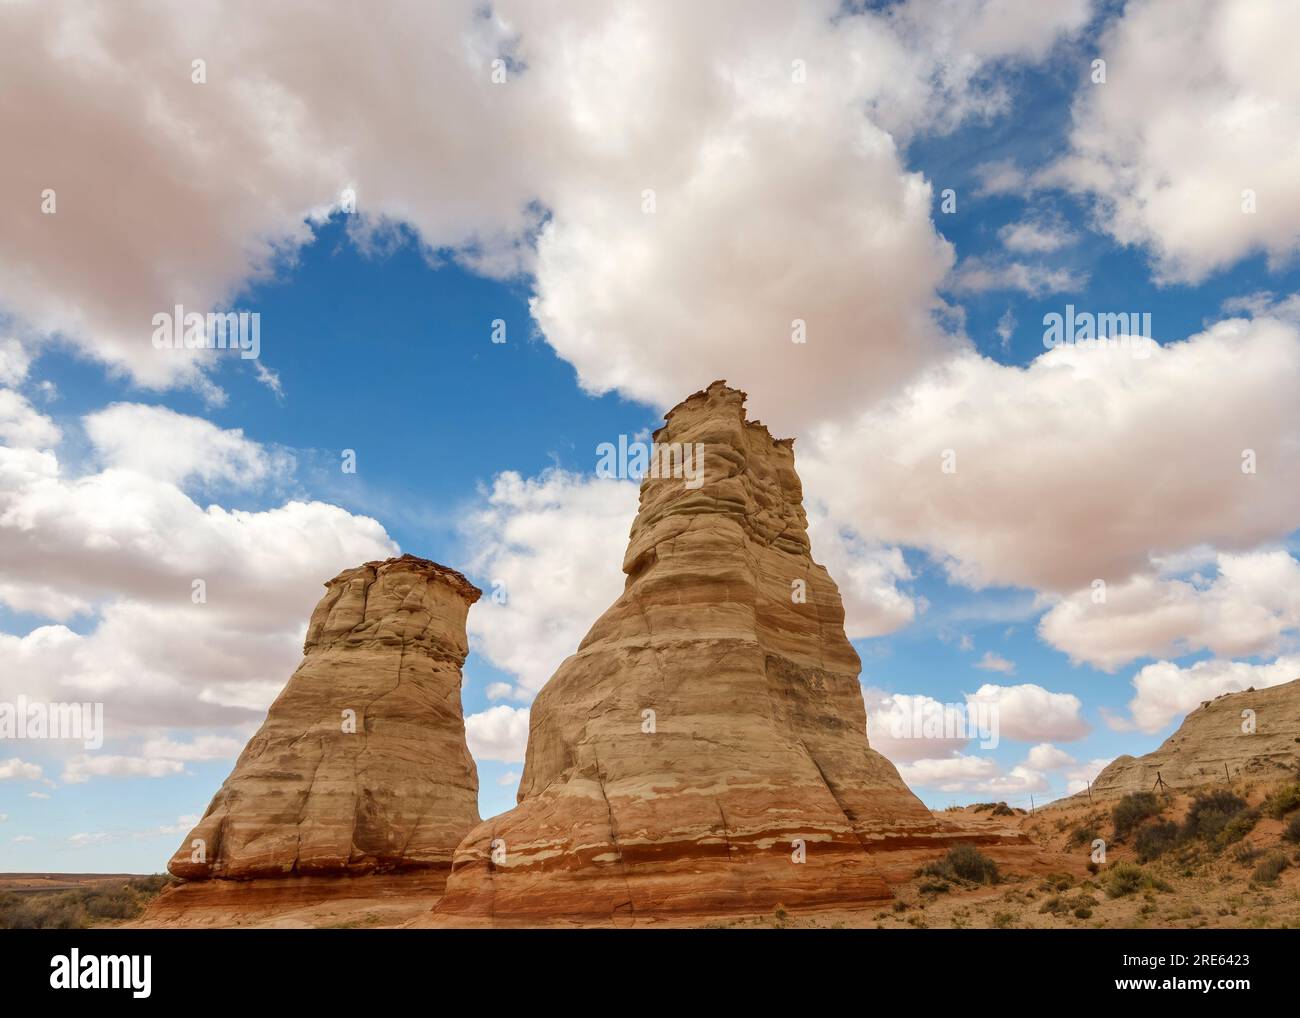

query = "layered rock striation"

[
  {"left": 168, "top": 554, "right": 482, "bottom": 882},
  {"left": 435, "top": 381, "right": 991, "bottom": 922},
  {"left": 1079, "top": 679, "right": 1300, "bottom": 800}
]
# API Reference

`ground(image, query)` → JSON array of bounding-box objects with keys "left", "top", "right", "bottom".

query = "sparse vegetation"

[
  {"left": 1102, "top": 862, "right": 1171, "bottom": 898},
  {"left": 1182, "top": 790, "right": 1249, "bottom": 842},
  {"left": 1112, "top": 792, "right": 1162, "bottom": 841},
  {"left": 1283, "top": 814, "right": 1300, "bottom": 844},
  {"left": 1264, "top": 783, "right": 1300, "bottom": 819},
  {"left": 1135, "top": 820, "right": 1180, "bottom": 861},
  {"left": 1251, "top": 853, "right": 1289, "bottom": 886},
  {"left": 0, "top": 875, "right": 172, "bottom": 930},
  {"left": 918, "top": 844, "right": 1001, "bottom": 886}
]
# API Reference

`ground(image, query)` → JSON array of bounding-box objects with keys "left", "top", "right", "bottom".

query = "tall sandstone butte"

[
  {"left": 436, "top": 381, "right": 986, "bottom": 923},
  {"left": 168, "top": 554, "right": 482, "bottom": 882}
]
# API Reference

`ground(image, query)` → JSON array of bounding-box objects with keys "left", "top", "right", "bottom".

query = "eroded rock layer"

[
  {"left": 168, "top": 555, "right": 482, "bottom": 881},
  {"left": 435, "top": 381, "right": 989, "bottom": 922},
  {"left": 1079, "top": 679, "right": 1300, "bottom": 801}
]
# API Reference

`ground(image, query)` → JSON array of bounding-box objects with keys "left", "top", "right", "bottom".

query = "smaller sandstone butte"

[
  {"left": 1080, "top": 679, "right": 1300, "bottom": 800},
  {"left": 434, "top": 381, "right": 1018, "bottom": 925},
  {"left": 167, "top": 554, "right": 482, "bottom": 882}
]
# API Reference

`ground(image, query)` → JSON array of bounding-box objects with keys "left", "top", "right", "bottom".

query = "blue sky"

[{"left": 3, "top": 0, "right": 1299, "bottom": 872}]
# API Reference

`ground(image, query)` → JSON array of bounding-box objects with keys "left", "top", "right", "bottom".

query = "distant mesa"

[
  {"left": 166, "top": 554, "right": 482, "bottom": 883},
  {"left": 1075, "top": 679, "right": 1300, "bottom": 801}
]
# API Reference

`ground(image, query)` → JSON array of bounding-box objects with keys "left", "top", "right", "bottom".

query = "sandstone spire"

[
  {"left": 435, "top": 382, "right": 974, "bottom": 922},
  {"left": 168, "top": 554, "right": 482, "bottom": 881}
]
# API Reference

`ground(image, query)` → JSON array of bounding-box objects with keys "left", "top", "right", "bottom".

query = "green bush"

[
  {"left": 1103, "top": 862, "right": 1171, "bottom": 898},
  {"left": 1135, "top": 820, "right": 1180, "bottom": 861},
  {"left": 1283, "top": 814, "right": 1300, "bottom": 844},
  {"left": 1181, "top": 790, "right": 1248, "bottom": 841},
  {"left": 1069, "top": 824, "right": 1100, "bottom": 849},
  {"left": 918, "top": 844, "right": 1001, "bottom": 885},
  {"left": 1214, "top": 808, "right": 1260, "bottom": 848},
  {"left": 1113, "top": 792, "right": 1162, "bottom": 840},
  {"left": 1264, "top": 783, "right": 1300, "bottom": 819}
]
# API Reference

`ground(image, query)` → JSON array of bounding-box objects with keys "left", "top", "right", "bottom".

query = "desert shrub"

[
  {"left": 1113, "top": 793, "right": 1162, "bottom": 840},
  {"left": 1215, "top": 808, "right": 1260, "bottom": 849},
  {"left": 1251, "top": 854, "right": 1289, "bottom": 886},
  {"left": 0, "top": 876, "right": 172, "bottom": 930},
  {"left": 1135, "top": 820, "right": 1180, "bottom": 861},
  {"left": 1103, "top": 862, "right": 1171, "bottom": 898},
  {"left": 918, "top": 879, "right": 950, "bottom": 895},
  {"left": 1264, "top": 783, "right": 1300, "bottom": 819},
  {"left": 918, "top": 844, "right": 1000, "bottom": 885},
  {"left": 1069, "top": 824, "right": 1100, "bottom": 849},
  {"left": 1040, "top": 891, "right": 1097, "bottom": 917},
  {"left": 945, "top": 844, "right": 1001, "bottom": 884},
  {"left": 1283, "top": 814, "right": 1300, "bottom": 844},
  {"left": 1182, "top": 790, "right": 1249, "bottom": 842},
  {"left": 991, "top": 911, "right": 1015, "bottom": 929}
]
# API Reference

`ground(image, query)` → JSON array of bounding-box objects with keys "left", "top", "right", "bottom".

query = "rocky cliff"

[
  {"left": 434, "top": 381, "right": 999, "bottom": 923},
  {"left": 167, "top": 554, "right": 482, "bottom": 881},
  {"left": 1081, "top": 679, "right": 1300, "bottom": 800}
]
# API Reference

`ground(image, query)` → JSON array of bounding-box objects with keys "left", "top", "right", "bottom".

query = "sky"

[{"left": 2, "top": 0, "right": 1300, "bottom": 872}]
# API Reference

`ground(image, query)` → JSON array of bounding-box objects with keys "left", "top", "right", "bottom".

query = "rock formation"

[
  {"left": 167, "top": 554, "right": 482, "bottom": 882},
  {"left": 1079, "top": 679, "right": 1300, "bottom": 800},
  {"left": 434, "top": 381, "right": 1000, "bottom": 923}
]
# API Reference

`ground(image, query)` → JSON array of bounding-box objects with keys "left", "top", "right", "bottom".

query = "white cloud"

[
  {"left": 1117, "top": 654, "right": 1300, "bottom": 734},
  {"left": 0, "top": 758, "right": 43, "bottom": 781},
  {"left": 966, "top": 683, "right": 1089, "bottom": 742},
  {"left": 998, "top": 214, "right": 1076, "bottom": 254},
  {"left": 463, "top": 470, "right": 636, "bottom": 697},
  {"left": 1053, "top": 0, "right": 1300, "bottom": 282},
  {"left": 0, "top": 0, "right": 1092, "bottom": 433},
  {"left": 1025, "top": 743, "right": 1075, "bottom": 771},
  {"left": 974, "top": 651, "right": 1016, "bottom": 675},
  {"left": 68, "top": 832, "right": 115, "bottom": 848},
  {"left": 948, "top": 256, "right": 1086, "bottom": 295},
  {"left": 484, "top": 682, "right": 514, "bottom": 702},
  {"left": 1040, "top": 551, "right": 1300, "bottom": 670},
  {"left": 83, "top": 403, "right": 291, "bottom": 488},
  {"left": 464, "top": 705, "right": 530, "bottom": 764},
  {"left": 12, "top": 835, "right": 35, "bottom": 843},
  {"left": 899, "top": 753, "right": 998, "bottom": 790},
  {"left": 497, "top": 770, "right": 520, "bottom": 787},
  {"left": 863, "top": 689, "right": 973, "bottom": 763},
  {"left": 800, "top": 316, "right": 1300, "bottom": 594},
  {"left": 806, "top": 512, "right": 919, "bottom": 638},
  {"left": 62, "top": 754, "right": 186, "bottom": 783},
  {"left": 139, "top": 735, "right": 244, "bottom": 762},
  {"left": 0, "top": 389, "right": 60, "bottom": 449},
  {"left": 27, "top": 792, "right": 50, "bottom": 800},
  {"left": 1065, "top": 756, "right": 1114, "bottom": 795}
]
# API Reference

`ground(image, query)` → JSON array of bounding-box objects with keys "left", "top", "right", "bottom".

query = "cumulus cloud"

[
  {"left": 974, "top": 651, "right": 1016, "bottom": 675},
  {"left": 1116, "top": 654, "right": 1300, "bottom": 733},
  {"left": 966, "top": 683, "right": 1089, "bottom": 742},
  {"left": 465, "top": 705, "right": 530, "bottom": 763},
  {"left": 1053, "top": 0, "right": 1300, "bottom": 282},
  {"left": 84, "top": 403, "right": 292, "bottom": 488},
  {"left": 1040, "top": 551, "right": 1300, "bottom": 670},
  {"left": 0, "top": 407, "right": 397, "bottom": 750},
  {"left": 1025, "top": 742, "right": 1075, "bottom": 771},
  {"left": 0, "top": 389, "right": 59, "bottom": 449},
  {"left": 0, "top": 758, "right": 43, "bottom": 781},
  {"left": 899, "top": 752, "right": 1048, "bottom": 796},
  {"left": 799, "top": 316, "right": 1300, "bottom": 594},
  {"left": 62, "top": 754, "right": 186, "bottom": 783},
  {"left": 863, "top": 689, "right": 973, "bottom": 763},
  {"left": 0, "top": 0, "right": 1093, "bottom": 432},
  {"left": 998, "top": 213, "right": 1076, "bottom": 254}
]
